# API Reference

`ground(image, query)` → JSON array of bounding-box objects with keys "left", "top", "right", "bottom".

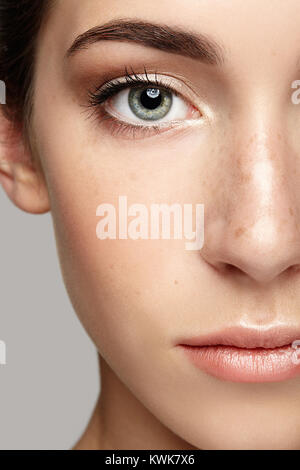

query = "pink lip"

[{"left": 177, "top": 326, "right": 300, "bottom": 383}]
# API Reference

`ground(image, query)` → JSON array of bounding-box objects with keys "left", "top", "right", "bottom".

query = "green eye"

[{"left": 128, "top": 87, "right": 173, "bottom": 121}]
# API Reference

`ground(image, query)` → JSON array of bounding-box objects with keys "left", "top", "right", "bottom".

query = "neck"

[{"left": 73, "top": 354, "right": 196, "bottom": 450}]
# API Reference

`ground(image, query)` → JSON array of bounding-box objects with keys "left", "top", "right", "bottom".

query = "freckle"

[
  {"left": 235, "top": 227, "right": 246, "bottom": 238},
  {"left": 277, "top": 133, "right": 282, "bottom": 140},
  {"left": 289, "top": 207, "right": 294, "bottom": 216},
  {"left": 174, "top": 280, "right": 178, "bottom": 285},
  {"left": 240, "top": 172, "right": 250, "bottom": 183}
]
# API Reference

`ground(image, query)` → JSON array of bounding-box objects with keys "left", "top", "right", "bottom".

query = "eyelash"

[{"left": 84, "top": 67, "right": 195, "bottom": 139}]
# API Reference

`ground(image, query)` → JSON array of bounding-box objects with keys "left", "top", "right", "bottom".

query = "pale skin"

[{"left": 3, "top": 0, "right": 300, "bottom": 449}]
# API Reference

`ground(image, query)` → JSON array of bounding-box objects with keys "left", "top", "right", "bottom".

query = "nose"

[{"left": 201, "top": 112, "right": 300, "bottom": 285}]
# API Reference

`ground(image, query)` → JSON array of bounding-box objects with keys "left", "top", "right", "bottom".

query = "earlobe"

[{"left": 0, "top": 109, "right": 51, "bottom": 214}]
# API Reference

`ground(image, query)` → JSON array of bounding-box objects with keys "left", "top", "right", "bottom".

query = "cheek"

[
  {"left": 34, "top": 115, "right": 196, "bottom": 355},
  {"left": 32, "top": 87, "right": 221, "bottom": 374}
]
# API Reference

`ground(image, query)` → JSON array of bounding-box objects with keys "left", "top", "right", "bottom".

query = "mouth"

[{"left": 177, "top": 326, "right": 300, "bottom": 383}]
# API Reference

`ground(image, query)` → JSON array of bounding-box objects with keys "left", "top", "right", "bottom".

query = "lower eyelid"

[
  {"left": 96, "top": 106, "right": 206, "bottom": 145},
  {"left": 98, "top": 113, "right": 199, "bottom": 141}
]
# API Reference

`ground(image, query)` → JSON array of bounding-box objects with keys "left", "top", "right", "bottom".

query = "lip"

[{"left": 177, "top": 326, "right": 300, "bottom": 383}]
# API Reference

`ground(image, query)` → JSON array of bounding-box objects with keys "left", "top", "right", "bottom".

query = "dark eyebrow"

[{"left": 66, "top": 19, "right": 225, "bottom": 66}]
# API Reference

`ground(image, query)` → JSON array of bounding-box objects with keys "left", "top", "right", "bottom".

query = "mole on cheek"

[{"left": 235, "top": 227, "right": 246, "bottom": 238}]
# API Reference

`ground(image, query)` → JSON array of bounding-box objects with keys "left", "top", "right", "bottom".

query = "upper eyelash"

[{"left": 86, "top": 66, "right": 180, "bottom": 109}]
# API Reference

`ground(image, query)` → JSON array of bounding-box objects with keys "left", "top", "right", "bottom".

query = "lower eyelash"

[{"left": 96, "top": 112, "right": 182, "bottom": 140}]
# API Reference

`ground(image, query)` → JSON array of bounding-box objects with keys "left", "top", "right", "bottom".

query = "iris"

[{"left": 128, "top": 86, "right": 173, "bottom": 121}]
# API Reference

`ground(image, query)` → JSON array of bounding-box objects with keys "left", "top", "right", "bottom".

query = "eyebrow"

[{"left": 66, "top": 19, "right": 225, "bottom": 66}]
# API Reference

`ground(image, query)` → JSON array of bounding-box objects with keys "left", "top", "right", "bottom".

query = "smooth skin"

[{"left": 2, "top": 0, "right": 300, "bottom": 449}]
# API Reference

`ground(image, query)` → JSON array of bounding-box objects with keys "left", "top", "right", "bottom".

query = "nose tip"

[{"left": 202, "top": 214, "right": 300, "bottom": 284}]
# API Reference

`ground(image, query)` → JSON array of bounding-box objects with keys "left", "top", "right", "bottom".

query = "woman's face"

[{"left": 29, "top": 0, "right": 300, "bottom": 448}]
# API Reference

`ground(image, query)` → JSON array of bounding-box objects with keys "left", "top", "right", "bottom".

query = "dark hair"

[{"left": 0, "top": 0, "right": 51, "bottom": 132}]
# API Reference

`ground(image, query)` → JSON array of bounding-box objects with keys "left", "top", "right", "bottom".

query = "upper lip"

[{"left": 177, "top": 325, "right": 300, "bottom": 349}]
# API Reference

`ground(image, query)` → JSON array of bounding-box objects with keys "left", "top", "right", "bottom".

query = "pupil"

[{"left": 140, "top": 88, "right": 162, "bottom": 110}]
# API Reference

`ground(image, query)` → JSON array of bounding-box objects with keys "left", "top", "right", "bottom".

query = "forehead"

[{"left": 45, "top": 1, "right": 300, "bottom": 47}]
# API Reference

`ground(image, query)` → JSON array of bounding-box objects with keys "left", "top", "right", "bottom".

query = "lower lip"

[{"left": 180, "top": 344, "right": 300, "bottom": 383}]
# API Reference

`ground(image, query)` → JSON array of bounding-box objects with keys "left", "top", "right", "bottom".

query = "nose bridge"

[
  {"left": 232, "top": 106, "right": 293, "bottom": 241},
  {"left": 202, "top": 102, "right": 300, "bottom": 284}
]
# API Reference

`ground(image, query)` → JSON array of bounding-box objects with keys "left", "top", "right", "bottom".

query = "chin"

[{"left": 179, "top": 400, "right": 300, "bottom": 450}]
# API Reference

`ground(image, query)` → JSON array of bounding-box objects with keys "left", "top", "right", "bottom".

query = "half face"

[{"left": 27, "top": 0, "right": 300, "bottom": 449}]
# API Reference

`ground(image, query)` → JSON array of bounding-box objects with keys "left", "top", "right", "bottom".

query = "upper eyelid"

[
  {"left": 89, "top": 71, "right": 199, "bottom": 105},
  {"left": 101, "top": 74, "right": 179, "bottom": 94}
]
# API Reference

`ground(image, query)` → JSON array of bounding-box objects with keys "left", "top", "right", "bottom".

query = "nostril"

[
  {"left": 285, "top": 264, "right": 300, "bottom": 276},
  {"left": 207, "top": 259, "right": 246, "bottom": 277},
  {"left": 210, "top": 259, "right": 300, "bottom": 284},
  {"left": 219, "top": 263, "right": 252, "bottom": 281},
  {"left": 224, "top": 264, "right": 243, "bottom": 275}
]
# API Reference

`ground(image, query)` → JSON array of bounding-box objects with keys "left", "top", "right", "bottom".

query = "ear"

[{"left": 0, "top": 108, "right": 50, "bottom": 214}]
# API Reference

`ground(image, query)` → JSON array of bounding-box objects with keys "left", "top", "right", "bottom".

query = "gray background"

[{"left": 0, "top": 185, "right": 100, "bottom": 450}]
